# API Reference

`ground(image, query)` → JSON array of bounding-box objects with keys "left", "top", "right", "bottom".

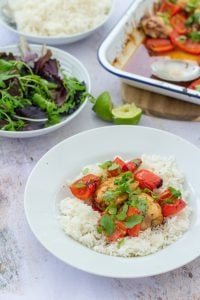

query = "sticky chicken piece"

[
  {"left": 141, "top": 16, "right": 172, "bottom": 38},
  {"left": 94, "top": 176, "right": 139, "bottom": 209},
  {"left": 138, "top": 193, "right": 163, "bottom": 230}
]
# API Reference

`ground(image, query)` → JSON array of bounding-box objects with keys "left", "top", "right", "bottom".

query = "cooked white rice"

[
  {"left": 58, "top": 155, "right": 191, "bottom": 257},
  {"left": 5, "top": 0, "right": 112, "bottom": 36}
]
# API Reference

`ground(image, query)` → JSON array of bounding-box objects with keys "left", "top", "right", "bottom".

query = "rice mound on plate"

[
  {"left": 5, "top": 0, "right": 112, "bottom": 36},
  {"left": 58, "top": 155, "right": 191, "bottom": 257}
]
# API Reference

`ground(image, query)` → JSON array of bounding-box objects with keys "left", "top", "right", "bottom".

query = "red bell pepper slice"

[
  {"left": 162, "top": 199, "right": 186, "bottom": 217},
  {"left": 134, "top": 169, "right": 163, "bottom": 191}
]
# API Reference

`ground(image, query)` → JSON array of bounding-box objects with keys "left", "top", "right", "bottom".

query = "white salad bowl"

[
  {"left": 98, "top": 0, "right": 200, "bottom": 105},
  {"left": 0, "top": 44, "right": 90, "bottom": 138},
  {"left": 24, "top": 126, "right": 200, "bottom": 278},
  {"left": 0, "top": 0, "right": 116, "bottom": 45}
]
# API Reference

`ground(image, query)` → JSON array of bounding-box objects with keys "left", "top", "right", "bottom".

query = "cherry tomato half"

[{"left": 70, "top": 174, "right": 101, "bottom": 200}]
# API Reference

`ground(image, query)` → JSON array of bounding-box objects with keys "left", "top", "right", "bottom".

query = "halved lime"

[
  {"left": 112, "top": 103, "right": 142, "bottom": 125},
  {"left": 92, "top": 91, "right": 113, "bottom": 122}
]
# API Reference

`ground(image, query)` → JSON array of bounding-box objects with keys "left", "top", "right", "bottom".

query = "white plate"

[
  {"left": 0, "top": 44, "right": 90, "bottom": 138},
  {"left": 24, "top": 126, "right": 200, "bottom": 278},
  {"left": 98, "top": 0, "right": 200, "bottom": 105},
  {"left": 0, "top": 0, "right": 116, "bottom": 45}
]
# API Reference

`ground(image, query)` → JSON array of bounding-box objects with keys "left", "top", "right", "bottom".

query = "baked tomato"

[
  {"left": 146, "top": 38, "right": 174, "bottom": 53},
  {"left": 69, "top": 174, "right": 101, "bottom": 200},
  {"left": 159, "top": 1, "right": 181, "bottom": 16},
  {"left": 170, "top": 31, "right": 200, "bottom": 54},
  {"left": 170, "top": 14, "right": 187, "bottom": 35},
  {"left": 188, "top": 78, "right": 200, "bottom": 90}
]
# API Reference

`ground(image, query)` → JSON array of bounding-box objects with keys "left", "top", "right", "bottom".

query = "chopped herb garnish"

[
  {"left": 161, "top": 198, "right": 174, "bottom": 205},
  {"left": 108, "top": 163, "right": 120, "bottom": 171},
  {"left": 178, "top": 35, "right": 187, "bottom": 43},
  {"left": 188, "top": 31, "right": 200, "bottom": 43},
  {"left": 130, "top": 158, "right": 142, "bottom": 167},
  {"left": 117, "top": 238, "right": 125, "bottom": 249},
  {"left": 99, "top": 160, "right": 112, "bottom": 169},
  {"left": 82, "top": 168, "right": 90, "bottom": 175},
  {"left": 168, "top": 186, "right": 182, "bottom": 198},
  {"left": 73, "top": 181, "right": 86, "bottom": 188},
  {"left": 99, "top": 214, "right": 115, "bottom": 236},
  {"left": 129, "top": 195, "right": 148, "bottom": 215},
  {"left": 107, "top": 205, "right": 118, "bottom": 215},
  {"left": 102, "top": 189, "right": 120, "bottom": 202},
  {"left": 116, "top": 203, "right": 128, "bottom": 221},
  {"left": 125, "top": 215, "right": 143, "bottom": 229}
]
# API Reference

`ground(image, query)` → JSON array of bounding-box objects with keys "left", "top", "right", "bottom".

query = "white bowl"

[
  {"left": 24, "top": 126, "right": 200, "bottom": 278},
  {"left": 0, "top": 0, "right": 116, "bottom": 45},
  {"left": 98, "top": 0, "right": 200, "bottom": 105},
  {"left": 0, "top": 44, "right": 90, "bottom": 138}
]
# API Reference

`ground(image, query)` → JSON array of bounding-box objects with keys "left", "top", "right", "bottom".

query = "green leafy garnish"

[
  {"left": 185, "top": 12, "right": 200, "bottom": 25},
  {"left": 117, "top": 238, "right": 125, "bottom": 249},
  {"left": 108, "top": 163, "right": 120, "bottom": 171},
  {"left": 161, "top": 198, "right": 174, "bottom": 205},
  {"left": 125, "top": 215, "right": 143, "bottom": 229},
  {"left": 188, "top": 31, "right": 200, "bottom": 43},
  {"left": 82, "top": 168, "right": 90, "bottom": 175},
  {"left": 168, "top": 186, "right": 182, "bottom": 198},
  {"left": 129, "top": 195, "right": 148, "bottom": 215},
  {"left": 116, "top": 203, "right": 128, "bottom": 221},
  {"left": 73, "top": 182, "right": 86, "bottom": 188},
  {"left": 99, "top": 215, "right": 115, "bottom": 236},
  {"left": 99, "top": 160, "right": 112, "bottom": 169}
]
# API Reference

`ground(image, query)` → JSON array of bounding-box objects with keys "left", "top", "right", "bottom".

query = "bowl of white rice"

[
  {"left": 0, "top": 0, "right": 115, "bottom": 45},
  {"left": 24, "top": 126, "right": 200, "bottom": 278}
]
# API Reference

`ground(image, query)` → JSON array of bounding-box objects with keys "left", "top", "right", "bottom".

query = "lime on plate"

[
  {"left": 92, "top": 91, "right": 113, "bottom": 122},
  {"left": 112, "top": 103, "right": 142, "bottom": 125}
]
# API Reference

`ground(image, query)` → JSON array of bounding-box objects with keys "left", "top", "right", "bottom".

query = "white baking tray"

[{"left": 98, "top": 0, "right": 200, "bottom": 105}]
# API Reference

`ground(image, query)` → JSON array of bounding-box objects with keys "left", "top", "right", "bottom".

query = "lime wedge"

[
  {"left": 112, "top": 103, "right": 142, "bottom": 125},
  {"left": 92, "top": 91, "right": 113, "bottom": 122}
]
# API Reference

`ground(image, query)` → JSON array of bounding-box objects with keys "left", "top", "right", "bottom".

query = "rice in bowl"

[{"left": 58, "top": 155, "right": 191, "bottom": 257}]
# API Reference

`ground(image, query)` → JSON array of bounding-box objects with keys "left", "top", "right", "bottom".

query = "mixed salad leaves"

[
  {"left": 0, "top": 42, "right": 91, "bottom": 131},
  {"left": 69, "top": 156, "right": 187, "bottom": 243}
]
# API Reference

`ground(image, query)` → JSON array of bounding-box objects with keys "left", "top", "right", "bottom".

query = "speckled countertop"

[{"left": 0, "top": 1, "right": 200, "bottom": 299}]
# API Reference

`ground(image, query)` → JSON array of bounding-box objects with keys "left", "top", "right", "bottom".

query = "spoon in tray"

[{"left": 151, "top": 59, "right": 200, "bottom": 82}]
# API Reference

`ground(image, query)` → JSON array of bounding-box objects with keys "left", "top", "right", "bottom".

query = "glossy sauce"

[{"left": 124, "top": 43, "right": 199, "bottom": 86}]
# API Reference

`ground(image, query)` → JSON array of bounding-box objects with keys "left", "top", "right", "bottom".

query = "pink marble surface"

[{"left": 0, "top": 1, "right": 200, "bottom": 299}]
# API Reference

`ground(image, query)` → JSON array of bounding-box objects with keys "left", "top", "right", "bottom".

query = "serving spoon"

[{"left": 151, "top": 59, "right": 200, "bottom": 82}]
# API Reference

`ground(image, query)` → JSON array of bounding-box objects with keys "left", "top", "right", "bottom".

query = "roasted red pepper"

[
  {"left": 162, "top": 199, "right": 186, "bottom": 217},
  {"left": 134, "top": 169, "right": 163, "bottom": 191},
  {"left": 122, "top": 158, "right": 142, "bottom": 173}
]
